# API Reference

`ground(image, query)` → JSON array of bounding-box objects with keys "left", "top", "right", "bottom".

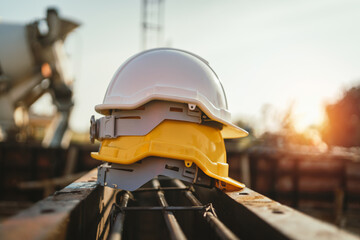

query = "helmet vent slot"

[
  {"left": 113, "top": 168, "right": 134, "bottom": 172},
  {"left": 119, "top": 116, "right": 141, "bottom": 119},
  {"left": 169, "top": 107, "right": 183, "bottom": 112},
  {"left": 165, "top": 164, "right": 179, "bottom": 172},
  {"left": 135, "top": 106, "right": 146, "bottom": 110}
]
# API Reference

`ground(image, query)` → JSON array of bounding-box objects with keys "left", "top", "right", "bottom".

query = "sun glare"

[{"left": 292, "top": 104, "right": 326, "bottom": 133}]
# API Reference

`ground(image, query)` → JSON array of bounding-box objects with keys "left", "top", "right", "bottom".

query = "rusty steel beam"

[
  {"left": 0, "top": 169, "right": 116, "bottom": 240},
  {"left": 198, "top": 187, "right": 360, "bottom": 240}
]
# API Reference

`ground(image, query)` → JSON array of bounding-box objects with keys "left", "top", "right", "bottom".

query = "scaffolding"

[{"left": 141, "top": 0, "right": 165, "bottom": 50}]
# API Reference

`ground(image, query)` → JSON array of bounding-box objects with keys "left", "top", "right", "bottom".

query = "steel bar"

[
  {"left": 152, "top": 179, "right": 187, "bottom": 240},
  {"left": 119, "top": 206, "right": 206, "bottom": 211},
  {"left": 134, "top": 186, "right": 190, "bottom": 192},
  {"left": 173, "top": 179, "right": 240, "bottom": 240},
  {"left": 109, "top": 191, "right": 131, "bottom": 240}
]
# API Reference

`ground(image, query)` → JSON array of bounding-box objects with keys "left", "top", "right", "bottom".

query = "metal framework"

[
  {"left": 0, "top": 169, "right": 359, "bottom": 240},
  {"left": 141, "top": 0, "right": 165, "bottom": 50},
  {"left": 107, "top": 178, "right": 237, "bottom": 240}
]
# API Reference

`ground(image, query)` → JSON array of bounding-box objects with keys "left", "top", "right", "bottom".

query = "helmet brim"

[{"left": 95, "top": 86, "right": 248, "bottom": 139}]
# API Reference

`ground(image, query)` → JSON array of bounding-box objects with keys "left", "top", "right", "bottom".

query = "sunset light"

[{"left": 1, "top": 1, "right": 360, "bottom": 237}]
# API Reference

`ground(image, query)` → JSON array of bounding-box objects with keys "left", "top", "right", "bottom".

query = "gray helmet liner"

[
  {"left": 97, "top": 157, "right": 212, "bottom": 191},
  {"left": 91, "top": 101, "right": 201, "bottom": 142}
]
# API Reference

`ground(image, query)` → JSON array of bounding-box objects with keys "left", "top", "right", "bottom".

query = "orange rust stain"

[{"left": 0, "top": 212, "right": 67, "bottom": 239}]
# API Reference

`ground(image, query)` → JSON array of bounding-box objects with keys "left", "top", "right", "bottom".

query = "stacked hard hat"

[{"left": 90, "top": 48, "right": 248, "bottom": 191}]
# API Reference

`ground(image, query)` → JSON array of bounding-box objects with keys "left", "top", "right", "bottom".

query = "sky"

[{"left": 1, "top": 0, "right": 360, "bottom": 135}]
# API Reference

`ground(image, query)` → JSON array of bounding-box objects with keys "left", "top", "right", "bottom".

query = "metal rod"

[
  {"left": 119, "top": 206, "right": 206, "bottom": 211},
  {"left": 97, "top": 190, "right": 117, "bottom": 240},
  {"left": 134, "top": 186, "right": 190, "bottom": 192},
  {"left": 152, "top": 179, "right": 187, "bottom": 240},
  {"left": 172, "top": 179, "right": 240, "bottom": 240},
  {"left": 109, "top": 191, "right": 131, "bottom": 240}
]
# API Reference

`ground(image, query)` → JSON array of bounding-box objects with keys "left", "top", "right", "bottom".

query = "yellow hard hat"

[{"left": 91, "top": 120, "right": 245, "bottom": 189}]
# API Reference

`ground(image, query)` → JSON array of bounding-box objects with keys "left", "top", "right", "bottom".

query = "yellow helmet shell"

[{"left": 91, "top": 120, "right": 244, "bottom": 189}]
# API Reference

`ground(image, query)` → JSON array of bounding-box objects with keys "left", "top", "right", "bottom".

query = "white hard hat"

[{"left": 95, "top": 48, "right": 248, "bottom": 139}]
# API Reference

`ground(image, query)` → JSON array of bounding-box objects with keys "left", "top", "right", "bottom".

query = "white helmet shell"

[{"left": 95, "top": 48, "right": 248, "bottom": 139}]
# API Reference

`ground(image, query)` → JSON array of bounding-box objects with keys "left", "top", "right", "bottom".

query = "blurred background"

[
  {"left": 1, "top": 0, "right": 360, "bottom": 236},
  {"left": 2, "top": 0, "right": 360, "bottom": 138}
]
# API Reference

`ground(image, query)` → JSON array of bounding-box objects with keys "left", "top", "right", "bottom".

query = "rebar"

[
  {"left": 152, "top": 179, "right": 187, "bottom": 240},
  {"left": 119, "top": 206, "right": 206, "bottom": 211},
  {"left": 134, "top": 186, "right": 190, "bottom": 192},
  {"left": 172, "top": 179, "right": 240, "bottom": 240},
  {"left": 109, "top": 191, "right": 131, "bottom": 240}
]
